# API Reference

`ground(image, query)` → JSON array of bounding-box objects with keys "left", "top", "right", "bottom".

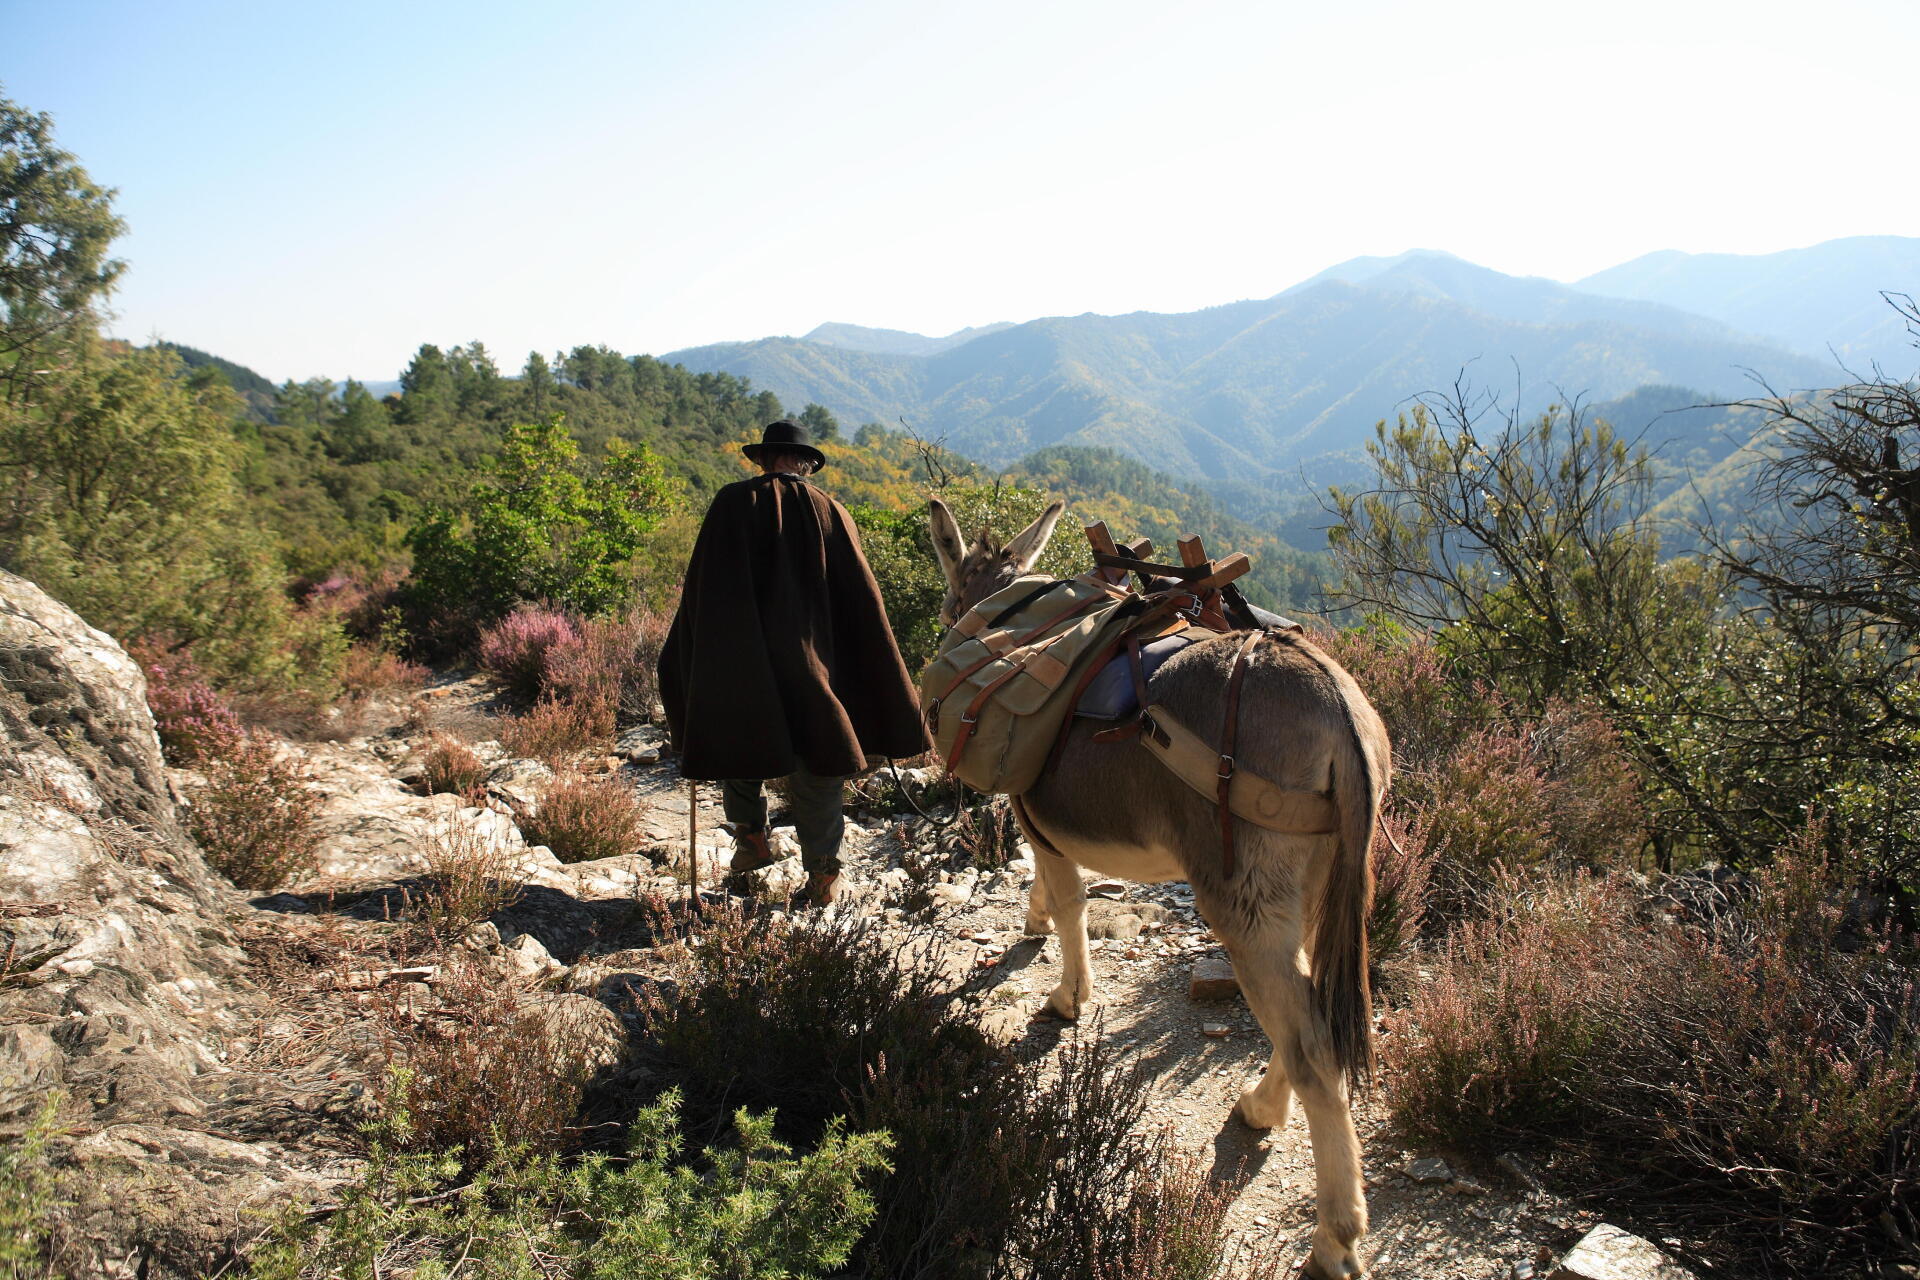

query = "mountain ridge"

[{"left": 665, "top": 256, "right": 1841, "bottom": 489}]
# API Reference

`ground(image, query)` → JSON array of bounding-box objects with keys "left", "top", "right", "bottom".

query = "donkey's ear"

[
  {"left": 928, "top": 497, "right": 966, "bottom": 588},
  {"left": 1003, "top": 501, "right": 1066, "bottom": 574}
]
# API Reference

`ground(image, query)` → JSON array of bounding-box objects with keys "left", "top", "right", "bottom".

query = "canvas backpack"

[{"left": 919, "top": 573, "right": 1188, "bottom": 795}]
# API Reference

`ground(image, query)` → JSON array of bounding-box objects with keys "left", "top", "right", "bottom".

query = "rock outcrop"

[
  {"left": 0, "top": 572, "right": 339, "bottom": 1275},
  {"left": 0, "top": 570, "right": 250, "bottom": 1125}
]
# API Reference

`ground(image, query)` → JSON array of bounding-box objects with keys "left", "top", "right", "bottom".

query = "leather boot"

[
  {"left": 722, "top": 824, "right": 778, "bottom": 874},
  {"left": 801, "top": 871, "right": 841, "bottom": 908}
]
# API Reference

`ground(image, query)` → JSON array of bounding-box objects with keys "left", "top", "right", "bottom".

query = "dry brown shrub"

[
  {"left": 1384, "top": 850, "right": 1920, "bottom": 1274},
  {"left": 374, "top": 960, "right": 597, "bottom": 1162},
  {"left": 499, "top": 697, "right": 606, "bottom": 765},
  {"left": 1316, "top": 626, "right": 1484, "bottom": 771},
  {"left": 542, "top": 613, "right": 648, "bottom": 729},
  {"left": 420, "top": 733, "right": 487, "bottom": 803},
  {"left": 513, "top": 774, "right": 645, "bottom": 864},
  {"left": 1368, "top": 810, "right": 1439, "bottom": 974},
  {"left": 187, "top": 735, "right": 323, "bottom": 891},
  {"left": 412, "top": 818, "right": 522, "bottom": 939},
  {"left": 338, "top": 642, "right": 428, "bottom": 700},
  {"left": 642, "top": 904, "right": 1265, "bottom": 1280}
]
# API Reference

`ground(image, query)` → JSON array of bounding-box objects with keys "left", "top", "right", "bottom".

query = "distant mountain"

[
  {"left": 667, "top": 256, "right": 1834, "bottom": 491},
  {"left": 803, "top": 321, "right": 1015, "bottom": 357},
  {"left": 1576, "top": 236, "right": 1920, "bottom": 375}
]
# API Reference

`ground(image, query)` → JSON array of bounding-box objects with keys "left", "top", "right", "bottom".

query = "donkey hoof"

[
  {"left": 1022, "top": 915, "right": 1054, "bottom": 936},
  {"left": 1301, "top": 1250, "right": 1362, "bottom": 1280},
  {"left": 1304, "top": 1229, "right": 1364, "bottom": 1279},
  {"left": 1235, "top": 1083, "right": 1290, "bottom": 1131},
  {"left": 1035, "top": 986, "right": 1081, "bottom": 1021}
]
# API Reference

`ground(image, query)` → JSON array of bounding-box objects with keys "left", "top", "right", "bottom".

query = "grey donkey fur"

[{"left": 927, "top": 498, "right": 1390, "bottom": 1280}]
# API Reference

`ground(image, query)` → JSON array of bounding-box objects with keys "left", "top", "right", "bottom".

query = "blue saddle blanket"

[
  {"left": 1074, "top": 633, "right": 1196, "bottom": 721},
  {"left": 1072, "top": 606, "right": 1300, "bottom": 722}
]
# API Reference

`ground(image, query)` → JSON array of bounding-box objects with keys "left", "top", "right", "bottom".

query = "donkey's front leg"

[
  {"left": 1022, "top": 864, "right": 1053, "bottom": 935},
  {"left": 1034, "top": 852, "right": 1091, "bottom": 1019}
]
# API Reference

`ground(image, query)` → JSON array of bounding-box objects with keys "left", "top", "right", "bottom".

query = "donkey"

[{"left": 927, "top": 498, "right": 1390, "bottom": 1280}]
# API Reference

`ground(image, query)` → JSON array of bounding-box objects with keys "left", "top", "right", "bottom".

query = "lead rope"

[
  {"left": 686, "top": 779, "right": 703, "bottom": 918},
  {"left": 886, "top": 756, "right": 962, "bottom": 828}
]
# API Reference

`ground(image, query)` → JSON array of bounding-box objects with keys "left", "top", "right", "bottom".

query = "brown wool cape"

[{"left": 658, "top": 473, "right": 931, "bottom": 780}]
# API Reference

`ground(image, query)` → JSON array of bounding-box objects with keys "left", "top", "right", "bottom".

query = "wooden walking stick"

[{"left": 686, "top": 779, "right": 702, "bottom": 919}]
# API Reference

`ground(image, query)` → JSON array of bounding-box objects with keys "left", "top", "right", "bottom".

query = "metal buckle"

[
  {"left": 961, "top": 710, "right": 979, "bottom": 725},
  {"left": 1217, "top": 754, "right": 1236, "bottom": 780}
]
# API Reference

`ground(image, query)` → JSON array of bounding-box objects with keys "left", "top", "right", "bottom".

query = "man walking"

[{"left": 658, "top": 419, "right": 930, "bottom": 906}]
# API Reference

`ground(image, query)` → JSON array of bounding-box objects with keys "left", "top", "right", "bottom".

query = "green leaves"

[
  {"left": 247, "top": 1086, "right": 892, "bottom": 1280},
  {"left": 405, "top": 415, "right": 680, "bottom": 648}
]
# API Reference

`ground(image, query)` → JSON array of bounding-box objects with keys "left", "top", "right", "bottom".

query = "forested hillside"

[{"left": 665, "top": 254, "right": 1841, "bottom": 490}]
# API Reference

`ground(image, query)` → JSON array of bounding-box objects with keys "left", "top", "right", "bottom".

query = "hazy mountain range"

[{"left": 664, "top": 237, "right": 1918, "bottom": 491}]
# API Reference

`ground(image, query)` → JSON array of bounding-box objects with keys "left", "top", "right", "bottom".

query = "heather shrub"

[
  {"left": 1317, "top": 623, "right": 1484, "bottom": 771},
  {"left": 246, "top": 1085, "right": 889, "bottom": 1280},
  {"left": 420, "top": 732, "right": 488, "bottom": 803},
  {"left": 337, "top": 641, "right": 426, "bottom": 700},
  {"left": 642, "top": 905, "right": 1264, "bottom": 1280},
  {"left": 186, "top": 734, "right": 322, "bottom": 890},
  {"left": 374, "top": 962, "right": 598, "bottom": 1162},
  {"left": 1367, "top": 811, "right": 1437, "bottom": 975},
  {"left": 477, "top": 603, "right": 578, "bottom": 703},
  {"left": 543, "top": 612, "right": 655, "bottom": 731},
  {"left": 135, "top": 641, "right": 244, "bottom": 764},
  {"left": 412, "top": 818, "right": 522, "bottom": 938},
  {"left": 500, "top": 697, "right": 607, "bottom": 764},
  {"left": 1384, "top": 850, "right": 1920, "bottom": 1273},
  {"left": 515, "top": 774, "right": 645, "bottom": 863}
]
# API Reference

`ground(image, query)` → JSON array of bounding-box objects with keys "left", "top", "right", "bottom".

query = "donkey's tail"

[{"left": 1311, "top": 670, "right": 1381, "bottom": 1091}]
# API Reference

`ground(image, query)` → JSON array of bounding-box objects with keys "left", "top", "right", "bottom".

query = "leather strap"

[
  {"left": 1216, "top": 631, "right": 1263, "bottom": 879},
  {"left": 1011, "top": 794, "right": 1067, "bottom": 860},
  {"left": 1043, "top": 592, "right": 1196, "bottom": 772}
]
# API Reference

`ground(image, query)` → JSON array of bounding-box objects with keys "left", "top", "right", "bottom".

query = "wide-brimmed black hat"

[{"left": 742, "top": 419, "right": 828, "bottom": 471}]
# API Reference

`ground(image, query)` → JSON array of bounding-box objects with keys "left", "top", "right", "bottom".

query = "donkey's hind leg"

[
  {"left": 1033, "top": 849, "right": 1091, "bottom": 1019},
  {"left": 1224, "top": 934, "right": 1367, "bottom": 1278}
]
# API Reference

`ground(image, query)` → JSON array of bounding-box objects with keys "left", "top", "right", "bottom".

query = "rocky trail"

[{"left": 0, "top": 580, "right": 1688, "bottom": 1278}]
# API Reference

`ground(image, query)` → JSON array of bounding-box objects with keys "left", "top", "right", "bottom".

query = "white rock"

[
  {"left": 1550, "top": 1224, "right": 1694, "bottom": 1280},
  {"left": 500, "top": 932, "right": 565, "bottom": 982}
]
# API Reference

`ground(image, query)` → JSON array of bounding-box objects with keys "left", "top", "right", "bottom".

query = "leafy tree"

[
  {"left": 799, "top": 401, "right": 840, "bottom": 442},
  {"left": 0, "top": 340, "right": 339, "bottom": 686},
  {"left": 406, "top": 415, "right": 679, "bottom": 647},
  {"left": 0, "top": 89, "right": 125, "bottom": 403},
  {"left": 1327, "top": 386, "right": 1736, "bottom": 864},
  {"left": 1697, "top": 329, "right": 1920, "bottom": 892}
]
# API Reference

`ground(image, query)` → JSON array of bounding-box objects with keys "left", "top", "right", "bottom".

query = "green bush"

[
  {"left": 0, "top": 340, "right": 346, "bottom": 693},
  {"left": 0, "top": 1094, "right": 63, "bottom": 1280},
  {"left": 245, "top": 1084, "right": 891, "bottom": 1280},
  {"left": 405, "top": 416, "right": 678, "bottom": 651}
]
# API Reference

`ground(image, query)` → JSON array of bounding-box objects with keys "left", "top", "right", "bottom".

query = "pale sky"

[{"left": 7, "top": 0, "right": 1916, "bottom": 384}]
